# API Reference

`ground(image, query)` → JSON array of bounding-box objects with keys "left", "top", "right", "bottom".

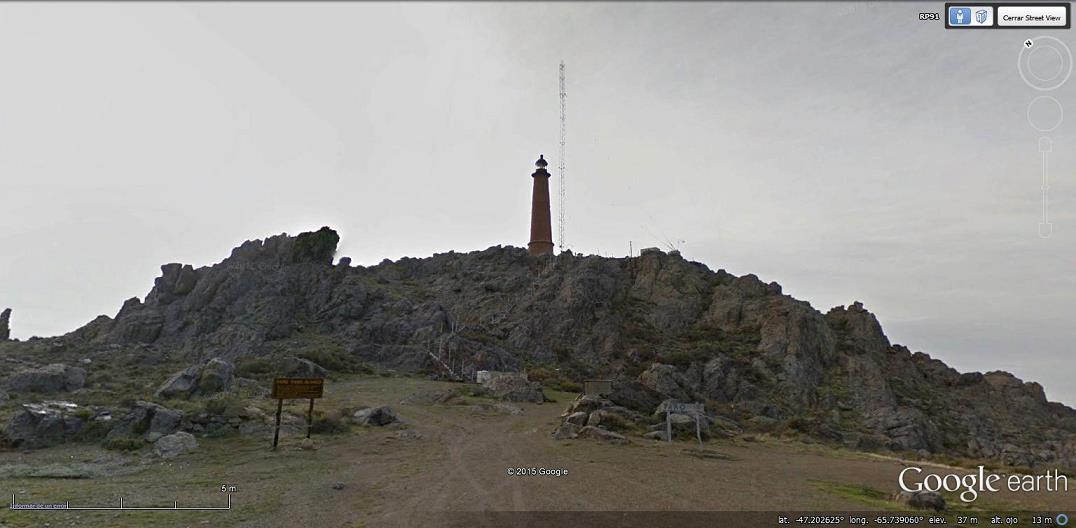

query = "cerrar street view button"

[{"left": 998, "top": 5, "right": 1069, "bottom": 26}]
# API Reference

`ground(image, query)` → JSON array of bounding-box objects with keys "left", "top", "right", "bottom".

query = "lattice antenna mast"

[{"left": 557, "top": 61, "right": 567, "bottom": 252}]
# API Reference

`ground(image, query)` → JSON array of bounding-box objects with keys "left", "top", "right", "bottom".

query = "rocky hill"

[{"left": 3, "top": 227, "right": 1075, "bottom": 470}]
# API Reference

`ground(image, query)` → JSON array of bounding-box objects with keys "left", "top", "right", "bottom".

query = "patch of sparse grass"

[
  {"left": 812, "top": 481, "right": 898, "bottom": 510},
  {"left": 103, "top": 437, "right": 144, "bottom": 452},
  {"left": 236, "top": 357, "right": 274, "bottom": 378}
]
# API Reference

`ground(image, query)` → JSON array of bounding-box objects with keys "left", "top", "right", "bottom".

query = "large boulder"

[
  {"left": 565, "top": 411, "right": 588, "bottom": 426},
  {"left": 106, "top": 401, "right": 183, "bottom": 441},
  {"left": 563, "top": 394, "right": 613, "bottom": 416},
  {"left": 5, "top": 364, "right": 86, "bottom": 394},
  {"left": 606, "top": 380, "right": 664, "bottom": 413},
  {"left": 552, "top": 422, "right": 579, "bottom": 440},
  {"left": 5, "top": 402, "right": 84, "bottom": 447},
  {"left": 155, "top": 365, "right": 199, "bottom": 399},
  {"left": 196, "top": 358, "right": 236, "bottom": 395},
  {"left": 153, "top": 432, "right": 198, "bottom": 459},
  {"left": 155, "top": 358, "right": 235, "bottom": 399},
  {"left": 479, "top": 372, "right": 544, "bottom": 403},
  {"left": 639, "top": 363, "right": 692, "bottom": 401},
  {"left": 353, "top": 406, "right": 397, "bottom": 426}
]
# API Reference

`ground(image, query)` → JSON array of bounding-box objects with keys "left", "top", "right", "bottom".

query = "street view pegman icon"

[{"left": 950, "top": 7, "right": 971, "bottom": 25}]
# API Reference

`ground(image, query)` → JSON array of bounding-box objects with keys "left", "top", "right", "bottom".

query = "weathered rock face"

[
  {"left": 353, "top": 406, "right": 397, "bottom": 427},
  {"left": 5, "top": 402, "right": 84, "bottom": 447},
  {"left": 0, "top": 308, "right": 11, "bottom": 340},
  {"left": 4, "top": 364, "right": 86, "bottom": 394},
  {"left": 106, "top": 401, "right": 183, "bottom": 441},
  {"left": 478, "top": 372, "right": 544, "bottom": 403},
  {"left": 7, "top": 227, "right": 1069, "bottom": 471},
  {"left": 155, "top": 358, "right": 235, "bottom": 399}
]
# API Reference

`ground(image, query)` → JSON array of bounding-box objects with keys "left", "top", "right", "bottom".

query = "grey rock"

[
  {"left": 552, "top": 422, "right": 579, "bottom": 440},
  {"left": 196, "top": 358, "right": 235, "bottom": 395},
  {"left": 563, "top": 395, "right": 612, "bottom": 416},
  {"left": 5, "top": 364, "right": 86, "bottom": 394},
  {"left": 4, "top": 403, "right": 84, "bottom": 448},
  {"left": 575, "top": 425, "right": 629, "bottom": 445},
  {"left": 606, "top": 381, "right": 663, "bottom": 413},
  {"left": 106, "top": 401, "right": 183, "bottom": 441},
  {"left": 155, "top": 358, "right": 235, "bottom": 399},
  {"left": 353, "top": 406, "right": 397, "bottom": 426},
  {"left": 479, "top": 372, "right": 544, "bottom": 403},
  {"left": 565, "top": 411, "right": 588, "bottom": 426},
  {"left": 153, "top": 432, "right": 197, "bottom": 459},
  {"left": 639, "top": 364, "right": 692, "bottom": 401},
  {"left": 155, "top": 366, "right": 200, "bottom": 399}
]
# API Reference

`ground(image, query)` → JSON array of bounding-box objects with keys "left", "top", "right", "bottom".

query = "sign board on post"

[
  {"left": 664, "top": 402, "right": 705, "bottom": 448},
  {"left": 272, "top": 378, "right": 324, "bottom": 399},
  {"left": 270, "top": 378, "right": 325, "bottom": 449}
]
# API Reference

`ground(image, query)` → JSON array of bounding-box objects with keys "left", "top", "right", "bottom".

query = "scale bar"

[{"left": 10, "top": 494, "right": 232, "bottom": 511}]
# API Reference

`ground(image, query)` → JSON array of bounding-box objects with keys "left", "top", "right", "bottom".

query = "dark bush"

[{"left": 104, "top": 437, "right": 144, "bottom": 451}]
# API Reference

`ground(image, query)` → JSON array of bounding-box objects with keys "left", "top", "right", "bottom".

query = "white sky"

[{"left": 1, "top": 2, "right": 1073, "bottom": 404}]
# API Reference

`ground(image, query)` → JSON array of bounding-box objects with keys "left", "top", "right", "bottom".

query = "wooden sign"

[
  {"left": 666, "top": 402, "right": 703, "bottom": 416},
  {"left": 271, "top": 378, "right": 324, "bottom": 400},
  {"left": 270, "top": 378, "right": 324, "bottom": 449}
]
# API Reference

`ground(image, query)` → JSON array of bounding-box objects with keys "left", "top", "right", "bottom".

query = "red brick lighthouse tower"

[{"left": 528, "top": 155, "right": 554, "bottom": 256}]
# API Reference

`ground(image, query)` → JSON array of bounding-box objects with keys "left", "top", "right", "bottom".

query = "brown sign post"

[{"left": 271, "top": 378, "right": 324, "bottom": 449}]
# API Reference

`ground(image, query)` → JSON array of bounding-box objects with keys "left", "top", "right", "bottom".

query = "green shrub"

[
  {"left": 205, "top": 425, "right": 237, "bottom": 439},
  {"left": 310, "top": 414, "right": 349, "bottom": 435},
  {"left": 73, "top": 408, "right": 94, "bottom": 421},
  {"left": 205, "top": 396, "right": 244, "bottom": 418}
]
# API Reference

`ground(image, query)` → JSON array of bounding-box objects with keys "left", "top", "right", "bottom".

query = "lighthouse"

[{"left": 527, "top": 155, "right": 554, "bottom": 256}]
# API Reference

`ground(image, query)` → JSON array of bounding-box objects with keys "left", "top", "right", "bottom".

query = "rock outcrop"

[
  {"left": 155, "top": 358, "right": 235, "bottom": 399},
  {"left": 0, "top": 227, "right": 1068, "bottom": 470},
  {"left": 353, "top": 406, "right": 398, "bottom": 427},
  {"left": 5, "top": 401, "right": 85, "bottom": 447},
  {"left": 4, "top": 364, "right": 86, "bottom": 394},
  {"left": 0, "top": 308, "right": 10, "bottom": 340},
  {"left": 106, "top": 401, "right": 183, "bottom": 441},
  {"left": 477, "top": 371, "right": 544, "bottom": 403}
]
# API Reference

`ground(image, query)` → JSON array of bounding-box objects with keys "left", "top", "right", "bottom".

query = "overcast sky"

[{"left": 1, "top": 2, "right": 1073, "bottom": 404}]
